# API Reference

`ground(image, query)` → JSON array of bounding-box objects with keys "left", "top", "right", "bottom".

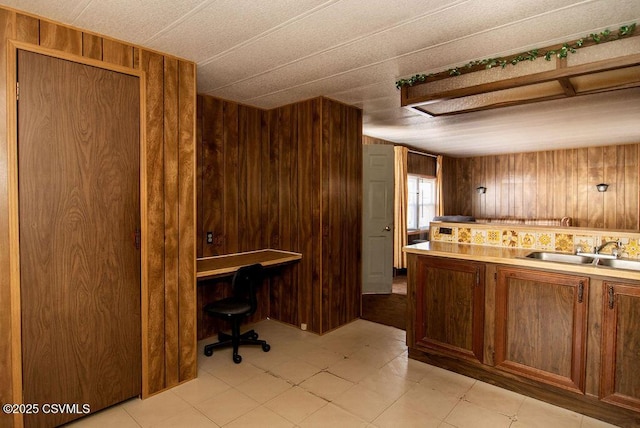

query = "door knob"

[{"left": 384, "top": 226, "right": 391, "bottom": 231}]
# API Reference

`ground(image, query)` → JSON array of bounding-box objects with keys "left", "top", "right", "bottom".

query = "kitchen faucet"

[{"left": 595, "top": 240, "right": 621, "bottom": 257}]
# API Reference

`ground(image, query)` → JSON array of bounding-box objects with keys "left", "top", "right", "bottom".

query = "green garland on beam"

[{"left": 395, "top": 22, "right": 637, "bottom": 89}]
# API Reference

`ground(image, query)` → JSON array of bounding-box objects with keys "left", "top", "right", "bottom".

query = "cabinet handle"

[
  {"left": 608, "top": 285, "right": 615, "bottom": 309},
  {"left": 578, "top": 281, "right": 584, "bottom": 303}
]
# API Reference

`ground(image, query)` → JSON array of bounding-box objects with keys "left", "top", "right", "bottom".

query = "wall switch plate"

[
  {"left": 206, "top": 232, "right": 213, "bottom": 244},
  {"left": 439, "top": 227, "right": 453, "bottom": 235}
]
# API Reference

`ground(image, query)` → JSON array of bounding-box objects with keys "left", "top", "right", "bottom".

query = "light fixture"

[
  {"left": 476, "top": 186, "right": 487, "bottom": 194},
  {"left": 401, "top": 35, "right": 640, "bottom": 116},
  {"left": 596, "top": 183, "right": 609, "bottom": 192}
]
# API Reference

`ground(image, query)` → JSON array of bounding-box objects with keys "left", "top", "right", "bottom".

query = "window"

[{"left": 407, "top": 175, "right": 436, "bottom": 231}]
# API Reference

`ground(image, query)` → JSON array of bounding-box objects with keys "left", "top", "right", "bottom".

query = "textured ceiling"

[{"left": 2, "top": 0, "right": 640, "bottom": 156}]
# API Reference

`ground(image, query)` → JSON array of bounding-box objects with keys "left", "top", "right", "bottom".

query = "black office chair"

[{"left": 203, "top": 263, "right": 271, "bottom": 363}]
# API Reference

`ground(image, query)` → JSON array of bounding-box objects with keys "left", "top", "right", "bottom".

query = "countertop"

[{"left": 404, "top": 241, "right": 640, "bottom": 281}]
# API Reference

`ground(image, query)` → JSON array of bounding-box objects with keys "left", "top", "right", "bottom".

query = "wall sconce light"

[
  {"left": 476, "top": 186, "right": 487, "bottom": 194},
  {"left": 596, "top": 183, "right": 609, "bottom": 192}
]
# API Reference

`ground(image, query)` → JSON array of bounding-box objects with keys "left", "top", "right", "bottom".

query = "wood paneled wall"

[
  {"left": 0, "top": 8, "right": 196, "bottom": 425},
  {"left": 443, "top": 143, "right": 640, "bottom": 229},
  {"left": 197, "top": 95, "right": 362, "bottom": 335}
]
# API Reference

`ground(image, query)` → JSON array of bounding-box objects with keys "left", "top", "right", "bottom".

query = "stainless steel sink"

[
  {"left": 596, "top": 258, "right": 640, "bottom": 272},
  {"left": 525, "top": 252, "right": 596, "bottom": 264}
]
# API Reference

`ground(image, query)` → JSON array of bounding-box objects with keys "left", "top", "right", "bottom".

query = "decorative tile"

[
  {"left": 519, "top": 232, "right": 536, "bottom": 249},
  {"left": 574, "top": 236, "right": 595, "bottom": 254},
  {"left": 597, "top": 236, "right": 621, "bottom": 255},
  {"left": 487, "top": 230, "right": 501, "bottom": 246},
  {"left": 501, "top": 230, "right": 518, "bottom": 248},
  {"left": 458, "top": 228, "right": 471, "bottom": 244},
  {"left": 431, "top": 226, "right": 456, "bottom": 242},
  {"left": 555, "top": 233, "right": 574, "bottom": 253},
  {"left": 471, "top": 230, "right": 487, "bottom": 245},
  {"left": 536, "top": 232, "right": 555, "bottom": 251},
  {"left": 623, "top": 239, "right": 640, "bottom": 259}
]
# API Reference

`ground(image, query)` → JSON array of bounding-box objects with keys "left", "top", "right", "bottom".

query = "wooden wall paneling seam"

[
  {"left": 102, "top": 38, "right": 134, "bottom": 68},
  {"left": 311, "top": 99, "right": 323, "bottom": 333},
  {"left": 39, "top": 20, "right": 82, "bottom": 55},
  {"left": 223, "top": 101, "right": 239, "bottom": 254},
  {"left": 140, "top": 49, "right": 166, "bottom": 395},
  {"left": 196, "top": 96, "right": 203, "bottom": 257},
  {"left": 177, "top": 60, "right": 196, "bottom": 383},
  {"left": 321, "top": 98, "right": 331, "bottom": 333},
  {"left": 576, "top": 148, "right": 589, "bottom": 227},
  {"left": 163, "top": 56, "right": 180, "bottom": 388},
  {"left": 82, "top": 32, "right": 102, "bottom": 60},
  {"left": 237, "top": 105, "right": 248, "bottom": 252},
  {"left": 5, "top": 13, "right": 21, "bottom": 428}
]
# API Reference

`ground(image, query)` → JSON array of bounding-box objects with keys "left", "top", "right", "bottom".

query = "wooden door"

[
  {"left": 600, "top": 281, "right": 640, "bottom": 411},
  {"left": 362, "top": 144, "right": 394, "bottom": 294},
  {"left": 495, "top": 267, "right": 588, "bottom": 393},
  {"left": 414, "top": 256, "right": 485, "bottom": 363},
  {"left": 18, "top": 50, "right": 141, "bottom": 427}
]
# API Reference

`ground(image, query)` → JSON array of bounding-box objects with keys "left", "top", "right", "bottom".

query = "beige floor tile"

[
  {"left": 358, "top": 369, "right": 416, "bottom": 402},
  {"left": 269, "top": 357, "right": 322, "bottom": 385},
  {"left": 419, "top": 365, "right": 476, "bottom": 398},
  {"left": 383, "top": 353, "right": 434, "bottom": 382},
  {"left": 235, "top": 343, "right": 293, "bottom": 371},
  {"left": 265, "top": 386, "right": 328, "bottom": 424},
  {"left": 292, "top": 344, "right": 344, "bottom": 369},
  {"left": 333, "top": 384, "right": 396, "bottom": 422},
  {"left": 299, "top": 403, "right": 369, "bottom": 428},
  {"left": 150, "top": 407, "right": 219, "bottom": 428},
  {"left": 327, "top": 356, "right": 380, "bottom": 383},
  {"left": 65, "top": 404, "right": 140, "bottom": 428},
  {"left": 225, "top": 406, "right": 294, "bottom": 428},
  {"left": 171, "top": 372, "right": 231, "bottom": 405},
  {"left": 316, "top": 335, "right": 367, "bottom": 356},
  {"left": 299, "top": 371, "right": 354, "bottom": 401},
  {"left": 122, "top": 391, "right": 191, "bottom": 427},
  {"left": 581, "top": 415, "right": 621, "bottom": 428},
  {"left": 445, "top": 400, "right": 513, "bottom": 428},
  {"left": 372, "top": 400, "right": 442, "bottom": 428},
  {"left": 396, "top": 383, "right": 460, "bottom": 421},
  {"left": 349, "top": 344, "right": 405, "bottom": 369},
  {"left": 203, "top": 360, "right": 265, "bottom": 387},
  {"left": 194, "top": 388, "right": 259, "bottom": 426},
  {"left": 513, "top": 397, "right": 583, "bottom": 428},
  {"left": 235, "top": 372, "right": 293, "bottom": 403},
  {"left": 462, "top": 380, "right": 525, "bottom": 416}
]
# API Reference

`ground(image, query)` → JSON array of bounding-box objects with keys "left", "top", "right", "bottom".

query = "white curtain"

[
  {"left": 436, "top": 155, "right": 444, "bottom": 216},
  {"left": 394, "top": 146, "right": 408, "bottom": 269}
]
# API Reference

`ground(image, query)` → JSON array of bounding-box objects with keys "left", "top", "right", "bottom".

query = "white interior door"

[{"left": 362, "top": 144, "right": 394, "bottom": 294}]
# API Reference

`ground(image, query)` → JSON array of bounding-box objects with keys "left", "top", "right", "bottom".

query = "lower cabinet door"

[
  {"left": 495, "top": 267, "right": 588, "bottom": 393},
  {"left": 600, "top": 281, "right": 640, "bottom": 411},
  {"left": 414, "top": 256, "right": 485, "bottom": 363}
]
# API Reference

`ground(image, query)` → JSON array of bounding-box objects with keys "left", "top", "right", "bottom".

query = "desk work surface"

[{"left": 197, "top": 249, "right": 302, "bottom": 279}]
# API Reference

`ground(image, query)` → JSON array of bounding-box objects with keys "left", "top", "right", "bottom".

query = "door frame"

[{"left": 6, "top": 40, "right": 148, "bottom": 426}]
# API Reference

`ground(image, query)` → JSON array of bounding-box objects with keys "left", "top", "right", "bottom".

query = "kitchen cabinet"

[
  {"left": 600, "top": 281, "right": 640, "bottom": 411},
  {"left": 412, "top": 256, "right": 485, "bottom": 363},
  {"left": 495, "top": 267, "right": 589, "bottom": 393}
]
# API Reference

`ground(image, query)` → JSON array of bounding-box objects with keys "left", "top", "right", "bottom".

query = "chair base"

[{"left": 203, "top": 328, "right": 270, "bottom": 364}]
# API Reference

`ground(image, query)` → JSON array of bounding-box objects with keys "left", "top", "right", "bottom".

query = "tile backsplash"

[{"left": 430, "top": 222, "right": 640, "bottom": 260}]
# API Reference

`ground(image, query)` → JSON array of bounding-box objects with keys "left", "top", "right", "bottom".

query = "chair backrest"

[{"left": 231, "top": 263, "right": 264, "bottom": 316}]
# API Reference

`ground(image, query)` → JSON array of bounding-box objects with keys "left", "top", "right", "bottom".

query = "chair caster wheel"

[
  {"left": 262, "top": 343, "right": 271, "bottom": 352},
  {"left": 204, "top": 348, "right": 213, "bottom": 357},
  {"left": 233, "top": 354, "right": 242, "bottom": 364}
]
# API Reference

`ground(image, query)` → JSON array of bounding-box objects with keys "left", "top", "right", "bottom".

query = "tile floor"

[{"left": 67, "top": 319, "right": 619, "bottom": 428}]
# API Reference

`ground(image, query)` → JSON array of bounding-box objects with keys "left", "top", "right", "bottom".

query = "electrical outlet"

[
  {"left": 300, "top": 323, "right": 307, "bottom": 331},
  {"left": 206, "top": 232, "right": 213, "bottom": 244}
]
